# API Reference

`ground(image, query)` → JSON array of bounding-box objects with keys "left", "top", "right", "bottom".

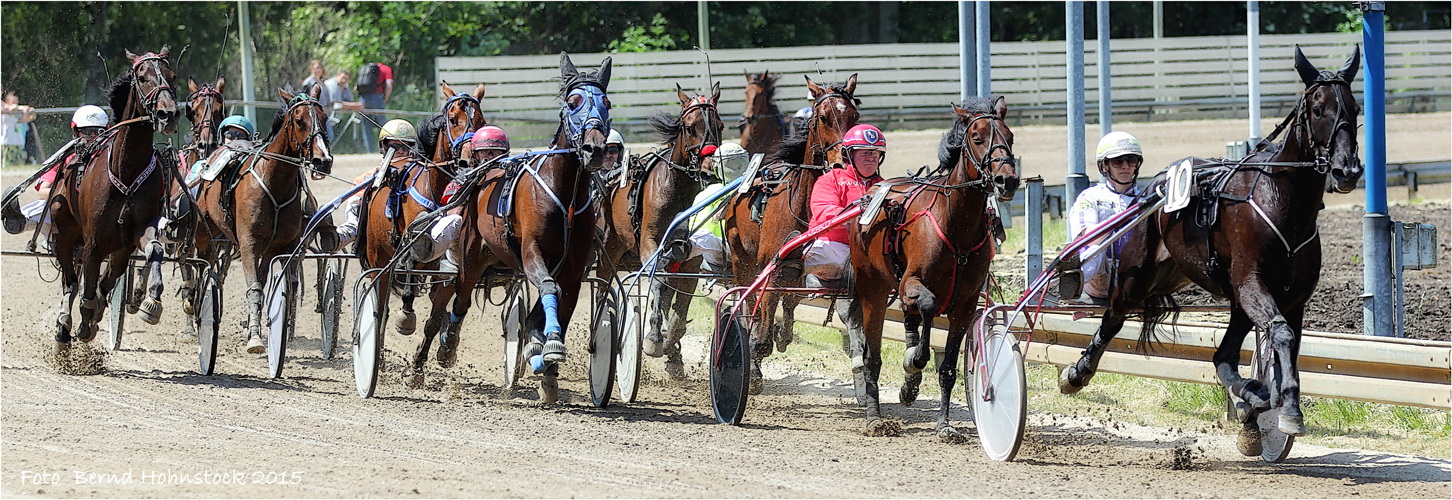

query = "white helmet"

[
  {"left": 1095, "top": 131, "right": 1143, "bottom": 163},
  {"left": 71, "top": 105, "right": 109, "bottom": 130},
  {"left": 606, "top": 129, "right": 624, "bottom": 146},
  {"left": 711, "top": 142, "right": 750, "bottom": 179}
]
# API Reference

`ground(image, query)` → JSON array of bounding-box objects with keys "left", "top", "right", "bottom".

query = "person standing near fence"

[
  {"left": 1, "top": 90, "right": 37, "bottom": 167},
  {"left": 356, "top": 61, "right": 394, "bottom": 154}
]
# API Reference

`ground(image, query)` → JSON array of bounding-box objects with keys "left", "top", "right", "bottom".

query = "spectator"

[
  {"left": 356, "top": 61, "right": 394, "bottom": 154},
  {"left": 302, "top": 59, "right": 326, "bottom": 94},
  {"left": 322, "top": 70, "right": 357, "bottom": 143},
  {"left": 1, "top": 90, "right": 37, "bottom": 167}
]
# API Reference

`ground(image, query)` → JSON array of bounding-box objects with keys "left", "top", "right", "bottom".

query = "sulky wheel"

[
  {"left": 1252, "top": 335, "right": 1294, "bottom": 463},
  {"left": 615, "top": 279, "right": 648, "bottom": 403},
  {"left": 970, "top": 323, "right": 1026, "bottom": 462},
  {"left": 105, "top": 269, "right": 130, "bottom": 351},
  {"left": 196, "top": 270, "right": 222, "bottom": 375},
  {"left": 501, "top": 284, "right": 529, "bottom": 391},
  {"left": 588, "top": 284, "right": 621, "bottom": 408},
  {"left": 319, "top": 259, "right": 344, "bottom": 360},
  {"left": 352, "top": 270, "right": 387, "bottom": 398},
  {"left": 710, "top": 306, "right": 752, "bottom": 425},
  {"left": 265, "top": 262, "right": 299, "bottom": 379}
]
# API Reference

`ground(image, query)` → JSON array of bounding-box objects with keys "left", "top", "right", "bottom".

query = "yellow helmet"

[{"left": 378, "top": 119, "right": 417, "bottom": 147}]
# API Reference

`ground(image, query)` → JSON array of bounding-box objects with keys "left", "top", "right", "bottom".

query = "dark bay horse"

[
  {"left": 596, "top": 82, "right": 723, "bottom": 378},
  {"left": 721, "top": 74, "right": 859, "bottom": 394},
  {"left": 172, "top": 77, "right": 226, "bottom": 315},
  {"left": 193, "top": 85, "right": 333, "bottom": 353},
  {"left": 48, "top": 47, "right": 180, "bottom": 350},
  {"left": 1057, "top": 46, "right": 1363, "bottom": 455},
  {"left": 351, "top": 82, "right": 484, "bottom": 380},
  {"left": 439, "top": 53, "right": 613, "bottom": 402},
  {"left": 848, "top": 97, "right": 1019, "bottom": 436},
  {"left": 738, "top": 71, "right": 783, "bottom": 155}
]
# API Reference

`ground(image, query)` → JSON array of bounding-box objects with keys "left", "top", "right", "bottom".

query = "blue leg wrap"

[
  {"left": 541, "top": 293, "right": 561, "bottom": 336},
  {"left": 449, "top": 311, "right": 464, "bottom": 324}
]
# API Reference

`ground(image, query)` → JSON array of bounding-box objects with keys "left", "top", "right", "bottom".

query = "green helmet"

[{"left": 218, "top": 115, "right": 255, "bottom": 139}]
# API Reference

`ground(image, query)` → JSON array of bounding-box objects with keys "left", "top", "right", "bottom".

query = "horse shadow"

[{"left": 106, "top": 368, "right": 344, "bottom": 395}]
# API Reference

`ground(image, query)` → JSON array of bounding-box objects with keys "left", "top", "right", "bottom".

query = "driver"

[
  {"left": 3, "top": 105, "right": 110, "bottom": 236},
  {"left": 784, "top": 124, "right": 887, "bottom": 290},
  {"left": 333, "top": 119, "right": 419, "bottom": 250},
  {"left": 411, "top": 125, "right": 513, "bottom": 267},
  {"left": 1063, "top": 131, "right": 1145, "bottom": 303}
]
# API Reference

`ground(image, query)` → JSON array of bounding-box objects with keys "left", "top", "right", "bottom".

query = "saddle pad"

[
  {"left": 487, "top": 158, "right": 534, "bottom": 219},
  {"left": 200, "top": 149, "right": 240, "bottom": 182}
]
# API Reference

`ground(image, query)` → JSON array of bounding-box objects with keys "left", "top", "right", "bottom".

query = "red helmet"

[
  {"left": 842, "top": 124, "right": 885, "bottom": 152},
  {"left": 470, "top": 125, "right": 509, "bottom": 152}
]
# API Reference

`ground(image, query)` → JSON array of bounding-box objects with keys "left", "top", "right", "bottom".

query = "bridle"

[
  {"left": 738, "top": 78, "right": 781, "bottom": 131},
  {"left": 1294, "top": 78, "right": 1357, "bottom": 176},
  {"left": 187, "top": 84, "right": 225, "bottom": 155},
  {"left": 559, "top": 82, "right": 611, "bottom": 170},
  {"left": 244, "top": 94, "right": 331, "bottom": 176},
  {"left": 958, "top": 112, "right": 1016, "bottom": 196},
  {"left": 680, "top": 95, "right": 721, "bottom": 173},
  {"left": 807, "top": 90, "right": 859, "bottom": 165},
  {"left": 129, "top": 52, "right": 176, "bottom": 124},
  {"left": 440, "top": 92, "right": 483, "bottom": 158}
]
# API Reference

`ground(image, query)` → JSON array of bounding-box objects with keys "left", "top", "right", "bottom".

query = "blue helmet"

[{"left": 218, "top": 115, "right": 255, "bottom": 139}]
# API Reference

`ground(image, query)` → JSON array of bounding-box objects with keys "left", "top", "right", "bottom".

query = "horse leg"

[
  {"left": 1219, "top": 307, "right": 1265, "bottom": 456},
  {"left": 73, "top": 243, "right": 106, "bottom": 343},
  {"left": 776, "top": 292, "right": 801, "bottom": 353},
  {"left": 643, "top": 275, "right": 670, "bottom": 358},
  {"left": 236, "top": 244, "right": 266, "bottom": 354},
  {"left": 135, "top": 228, "right": 166, "bottom": 325},
  {"left": 52, "top": 232, "right": 81, "bottom": 355},
  {"left": 859, "top": 292, "right": 890, "bottom": 431},
  {"left": 661, "top": 273, "right": 697, "bottom": 381},
  {"left": 432, "top": 283, "right": 463, "bottom": 369},
  {"left": 1273, "top": 307, "right": 1307, "bottom": 436},
  {"left": 1058, "top": 310, "right": 1128, "bottom": 394},
  {"left": 747, "top": 291, "right": 779, "bottom": 395},
  {"left": 934, "top": 310, "right": 971, "bottom": 440}
]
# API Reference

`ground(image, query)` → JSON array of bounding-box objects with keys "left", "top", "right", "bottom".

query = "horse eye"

[{"left": 568, "top": 95, "right": 583, "bottom": 109}]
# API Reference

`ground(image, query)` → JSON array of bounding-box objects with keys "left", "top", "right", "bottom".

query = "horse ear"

[
  {"left": 472, "top": 82, "right": 486, "bottom": 101},
  {"left": 159, "top": 45, "right": 170, "bottom": 57},
  {"left": 560, "top": 52, "right": 578, "bottom": 80},
  {"left": 676, "top": 83, "right": 691, "bottom": 106},
  {"left": 952, "top": 102, "right": 969, "bottom": 118},
  {"left": 597, "top": 57, "right": 612, "bottom": 88},
  {"left": 763, "top": 69, "right": 769, "bottom": 79},
  {"left": 279, "top": 88, "right": 294, "bottom": 101},
  {"left": 992, "top": 95, "right": 1009, "bottom": 119},
  {"left": 711, "top": 81, "right": 721, "bottom": 103},
  {"left": 1293, "top": 45, "right": 1321, "bottom": 87},
  {"left": 843, "top": 73, "right": 859, "bottom": 95},
  {"left": 805, "top": 76, "right": 824, "bottom": 99},
  {"left": 215, "top": 77, "right": 225, "bottom": 93},
  {"left": 1338, "top": 44, "right": 1361, "bottom": 82},
  {"left": 744, "top": 70, "right": 753, "bottom": 82},
  {"left": 440, "top": 80, "right": 456, "bottom": 98},
  {"left": 188, "top": 78, "right": 200, "bottom": 94},
  {"left": 308, "top": 81, "right": 322, "bottom": 99},
  {"left": 125, "top": 49, "right": 138, "bottom": 63}
]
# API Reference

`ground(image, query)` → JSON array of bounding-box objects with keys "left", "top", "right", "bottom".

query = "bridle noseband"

[
  {"left": 130, "top": 52, "right": 176, "bottom": 124},
  {"left": 188, "top": 84, "right": 225, "bottom": 154},
  {"left": 1294, "top": 78, "right": 1357, "bottom": 175},
  {"left": 952, "top": 112, "right": 1016, "bottom": 196}
]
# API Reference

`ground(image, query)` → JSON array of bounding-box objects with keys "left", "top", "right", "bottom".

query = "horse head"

[
  {"left": 186, "top": 77, "right": 226, "bottom": 155},
  {"left": 805, "top": 73, "right": 860, "bottom": 166},
  {"left": 558, "top": 52, "right": 613, "bottom": 170},
  {"left": 125, "top": 47, "right": 179, "bottom": 135},
  {"left": 275, "top": 84, "right": 333, "bottom": 176},
  {"left": 1293, "top": 45, "right": 1363, "bottom": 194},
  {"left": 743, "top": 70, "right": 779, "bottom": 119},
  {"left": 673, "top": 82, "right": 724, "bottom": 178},
  {"left": 951, "top": 95, "right": 1018, "bottom": 202},
  {"left": 438, "top": 81, "right": 487, "bottom": 162}
]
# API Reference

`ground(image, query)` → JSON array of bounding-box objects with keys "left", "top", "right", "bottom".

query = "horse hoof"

[
  {"left": 642, "top": 332, "right": 665, "bottom": 358},
  {"left": 1278, "top": 413, "right": 1307, "bottom": 437},
  {"left": 138, "top": 298, "right": 162, "bottom": 325},
  {"left": 902, "top": 347, "right": 923, "bottom": 374},
  {"left": 1057, "top": 366, "right": 1086, "bottom": 394},
  {"left": 394, "top": 311, "right": 416, "bottom": 336},
  {"left": 850, "top": 354, "right": 865, "bottom": 374},
  {"left": 1237, "top": 427, "right": 1264, "bottom": 457},
  {"left": 74, "top": 321, "right": 98, "bottom": 343},
  {"left": 406, "top": 372, "right": 425, "bottom": 389},
  {"left": 862, "top": 418, "right": 903, "bottom": 437},
  {"left": 245, "top": 335, "right": 265, "bottom": 354},
  {"left": 437, "top": 333, "right": 460, "bottom": 369},
  {"left": 747, "top": 365, "right": 763, "bottom": 395},
  {"left": 937, "top": 425, "right": 967, "bottom": 444},
  {"left": 665, "top": 360, "right": 686, "bottom": 381},
  {"left": 539, "top": 374, "right": 559, "bottom": 404},
  {"left": 775, "top": 327, "right": 793, "bottom": 353},
  {"left": 541, "top": 335, "right": 566, "bottom": 363},
  {"left": 900, "top": 372, "right": 922, "bottom": 406}
]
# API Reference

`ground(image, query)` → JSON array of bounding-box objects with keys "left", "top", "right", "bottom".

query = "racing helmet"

[
  {"left": 470, "top": 125, "right": 509, "bottom": 152},
  {"left": 71, "top": 105, "right": 109, "bottom": 131},
  {"left": 841, "top": 124, "right": 887, "bottom": 165},
  {"left": 711, "top": 142, "right": 750, "bottom": 179},
  {"left": 378, "top": 119, "right": 417, "bottom": 148},
  {"left": 217, "top": 115, "right": 255, "bottom": 139},
  {"left": 1095, "top": 131, "right": 1144, "bottom": 177},
  {"left": 606, "top": 128, "right": 624, "bottom": 147}
]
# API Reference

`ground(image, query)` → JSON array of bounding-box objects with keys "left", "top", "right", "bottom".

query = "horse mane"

[
  {"left": 936, "top": 97, "right": 997, "bottom": 171},
  {"left": 106, "top": 73, "right": 134, "bottom": 118},
  {"left": 648, "top": 110, "right": 681, "bottom": 146},
  {"left": 753, "top": 73, "right": 781, "bottom": 105},
  {"left": 557, "top": 68, "right": 607, "bottom": 99},
  {"left": 767, "top": 133, "right": 808, "bottom": 165},
  {"left": 417, "top": 114, "right": 446, "bottom": 157}
]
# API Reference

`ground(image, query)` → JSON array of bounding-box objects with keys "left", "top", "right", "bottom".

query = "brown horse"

[
  {"left": 351, "top": 82, "right": 484, "bottom": 380},
  {"left": 738, "top": 71, "right": 784, "bottom": 155},
  {"left": 193, "top": 84, "right": 333, "bottom": 353},
  {"left": 48, "top": 47, "right": 180, "bottom": 350},
  {"left": 721, "top": 74, "right": 859, "bottom": 394},
  {"left": 436, "top": 53, "right": 613, "bottom": 402},
  {"left": 596, "top": 82, "right": 723, "bottom": 378},
  {"left": 1057, "top": 46, "right": 1363, "bottom": 456},
  {"left": 171, "top": 77, "right": 226, "bottom": 314},
  {"left": 847, "top": 97, "right": 1019, "bottom": 436}
]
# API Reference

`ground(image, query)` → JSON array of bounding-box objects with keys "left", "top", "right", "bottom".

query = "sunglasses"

[{"left": 605, "top": 145, "right": 622, "bottom": 156}]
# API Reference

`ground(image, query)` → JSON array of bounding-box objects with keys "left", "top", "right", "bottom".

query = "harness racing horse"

[
  {"left": 171, "top": 77, "right": 226, "bottom": 315},
  {"left": 353, "top": 82, "right": 483, "bottom": 381},
  {"left": 1057, "top": 46, "right": 1363, "bottom": 456},
  {"left": 443, "top": 53, "right": 613, "bottom": 402},
  {"left": 721, "top": 74, "right": 859, "bottom": 394},
  {"left": 48, "top": 47, "right": 181, "bottom": 352},
  {"left": 848, "top": 97, "right": 1019, "bottom": 436},
  {"left": 193, "top": 84, "right": 333, "bottom": 354},
  {"left": 595, "top": 82, "right": 723, "bottom": 379},
  {"left": 738, "top": 71, "right": 784, "bottom": 155}
]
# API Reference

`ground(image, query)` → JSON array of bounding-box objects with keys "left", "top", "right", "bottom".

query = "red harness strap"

[{"left": 890, "top": 187, "right": 995, "bottom": 316}]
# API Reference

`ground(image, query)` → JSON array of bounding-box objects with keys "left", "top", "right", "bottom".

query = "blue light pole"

[{"left": 1361, "top": 2, "right": 1394, "bottom": 336}]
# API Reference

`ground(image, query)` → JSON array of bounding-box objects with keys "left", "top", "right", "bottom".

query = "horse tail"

[{"left": 1135, "top": 293, "right": 1180, "bottom": 353}]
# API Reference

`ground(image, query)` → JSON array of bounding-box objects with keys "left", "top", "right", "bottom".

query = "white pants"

[
  {"left": 687, "top": 229, "right": 726, "bottom": 270},
  {"left": 424, "top": 213, "right": 463, "bottom": 262},
  {"left": 20, "top": 198, "right": 50, "bottom": 233},
  {"left": 802, "top": 239, "right": 850, "bottom": 280},
  {"left": 335, "top": 196, "right": 362, "bottom": 246}
]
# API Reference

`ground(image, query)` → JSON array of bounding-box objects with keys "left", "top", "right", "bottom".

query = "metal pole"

[
  {"left": 1362, "top": 1, "right": 1394, "bottom": 336},
  {"left": 1247, "top": 1, "right": 1262, "bottom": 143},
  {"left": 238, "top": 1, "right": 256, "bottom": 124},
  {"left": 1097, "top": 1, "right": 1112, "bottom": 136},
  {"left": 959, "top": 1, "right": 976, "bottom": 102},
  {"left": 1066, "top": 1, "right": 1088, "bottom": 242},
  {"left": 697, "top": 1, "right": 710, "bottom": 52},
  {"left": 1026, "top": 177, "right": 1045, "bottom": 284},
  {"left": 976, "top": 1, "right": 991, "bottom": 97}
]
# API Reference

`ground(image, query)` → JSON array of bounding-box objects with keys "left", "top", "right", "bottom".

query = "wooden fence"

[{"left": 437, "top": 30, "right": 1449, "bottom": 139}]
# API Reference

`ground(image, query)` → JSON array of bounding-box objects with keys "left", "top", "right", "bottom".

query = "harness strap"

[
  {"left": 107, "top": 152, "right": 159, "bottom": 196},
  {"left": 1248, "top": 197, "right": 1318, "bottom": 256}
]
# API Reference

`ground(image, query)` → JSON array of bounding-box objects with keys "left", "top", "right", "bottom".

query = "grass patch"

[{"left": 1001, "top": 216, "right": 1070, "bottom": 257}]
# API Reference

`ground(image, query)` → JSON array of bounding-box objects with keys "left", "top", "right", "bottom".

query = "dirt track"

[{"left": 3, "top": 114, "right": 1450, "bottom": 498}]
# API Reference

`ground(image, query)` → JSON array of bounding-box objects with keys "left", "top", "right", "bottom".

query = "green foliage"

[{"left": 610, "top": 13, "right": 681, "bottom": 53}]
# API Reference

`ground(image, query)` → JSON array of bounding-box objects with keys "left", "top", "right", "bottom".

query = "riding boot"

[
  {"left": 2, "top": 191, "right": 24, "bottom": 235},
  {"left": 413, "top": 213, "right": 461, "bottom": 263},
  {"left": 314, "top": 214, "right": 339, "bottom": 254}
]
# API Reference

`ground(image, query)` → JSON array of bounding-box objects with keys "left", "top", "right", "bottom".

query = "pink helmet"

[
  {"left": 470, "top": 125, "right": 510, "bottom": 152},
  {"left": 842, "top": 124, "right": 885, "bottom": 152}
]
